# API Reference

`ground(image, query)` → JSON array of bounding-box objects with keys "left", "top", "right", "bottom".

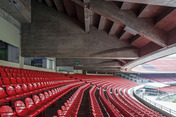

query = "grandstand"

[{"left": 1, "top": 0, "right": 176, "bottom": 117}]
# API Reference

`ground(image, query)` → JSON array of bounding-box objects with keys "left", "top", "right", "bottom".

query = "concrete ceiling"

[{"left": 2, "top": 0, "right": 176, "bottom": 73}]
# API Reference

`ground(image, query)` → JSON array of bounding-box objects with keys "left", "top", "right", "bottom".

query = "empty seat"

[
  {"left": 0, "top": 106, "right": 14, "bottom": 117},
  {"left": 2, "top": 77, "right": 10, "bottom": 85},
  {"left": 10, "top": 77, "right": 17, "bottom": 84},
  {"left": 0, "top": 87, "right": 7, "bottom": 103},
  {"left": 33, "top": 95, "right": 41, "bottom": 106},
  {"left": 16, "top": 77, "right": 22, "bottom": 84},
  {"left": 25, "top": 98, "right": 35, "bottom": 110},
  {"left": 15, "top": 101, "right": 27, "bottom": 116}
]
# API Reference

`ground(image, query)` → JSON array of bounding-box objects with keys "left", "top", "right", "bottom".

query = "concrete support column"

[{"left": 19, "top": 56, "right": 24, "bottom": 68}]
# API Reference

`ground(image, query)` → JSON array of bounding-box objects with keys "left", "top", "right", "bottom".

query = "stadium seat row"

[{"left": 0, "top": 82, "right": 84, "bottom": 117}]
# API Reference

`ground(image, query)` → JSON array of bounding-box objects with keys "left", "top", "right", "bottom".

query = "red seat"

[
  {"left": 22, "top": 77, "right": 27, "bottom": 83},
  {"left": 0, "top": 106, "right": 14, "bottom": 117},
  {"left": 28, "top": 83, "right": 34, "bottom": 90},
  {"left": 33, "top": 95, "right": 41, "bottom": 106},
  {"left": 32, "top": 83, "right": 38, "bottom": 90},
  {"left": 57, "top": 110, "right": 64, "bottom": 116},
  {"left": 0, "top": 87, "right": 7, "bottom": 103},
  {"left": 2, "top": 77, "right": 10, "bottom": 85},
  {"left": 6, "top": 86, "right": 17, "bottom": 100},
  {"left": 25, "top": 98, "right": 35, "bottom": 110},
  {"left": 39, "top": 93, "right": 45, "bottom": 102},
  {"left": 15, "top": 101, "right": 27, "bottom": 116},
  {"left": 22, "top": 84, "right": 30, "bottom": 93},
  {"left": 16, "top": 77, "right": 22, "bottom": 84},
  {"left": 10, "top": 77, "right": 17, "bottom": 84},
  {"left": 15, "top": 85, "right": 24, "bottom": 97},
  {"left": 44, "top": 92, "right": 49, "bottom": 100}
]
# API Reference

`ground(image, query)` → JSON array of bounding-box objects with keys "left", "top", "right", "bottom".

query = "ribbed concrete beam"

[
  {"left": 105, "top": 0, "right": 176, "bottom": 7},
  {"left": 91, "top": 0, "right": 167, "bottom": 47}
]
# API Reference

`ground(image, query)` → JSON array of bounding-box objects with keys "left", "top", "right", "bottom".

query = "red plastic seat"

[
  {"left": 48, "top": 90, "right": 53, "bottom": 97},
  {"left": 33, "top": 83, "right": 38, "bottom": 90},
  {"left": 15, "top": 85, "right": 24, "bottom": 94},
  {"left": 10, "top": 77, "right": 17, "bottom": 84},
  {"left": 6, "top": 85, "right": 16, "bottom": 96},
  {"left": 39, "top": 93, "right": 45, "bottom": 102},
  {"left": 2, "top": 77, "right": 10, "bottom": 85},
  {"left": 16, "top": 77, "right": 22, "bottom": 84},
  {"left": 33, "top": 95, "right": 41, "bottom": 106},
  {"left": 22, "top": 84, "right": 29, "bottom": 92},
  {"left": 15, "top": 101, "right": 27, "bottom": 116},
  {"left": 57, "top": 110, "right": 64, "bottom": 116},
  {"left": 28, "top": 83, "right": 34, "bottom": 90},
  {"left": 44, "top": 92, "right": 49, "bottom": 100},
  {"left": 25, "top": 98, "right": 35, "bottom": 110},
  {"left": 0, "top": 106, "right": 14, "bottom": 117},
  {"left": 0, "top": 87, "right": 7, "bottom": 103},
  {"left": 22, "top": 77, "right": 27, "bottom": 83}
]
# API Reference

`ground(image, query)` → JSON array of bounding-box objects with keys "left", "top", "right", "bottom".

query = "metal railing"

[{"left": 135, "top": 92, "right": 176, "bottom": 116}]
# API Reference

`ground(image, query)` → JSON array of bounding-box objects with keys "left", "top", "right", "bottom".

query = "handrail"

[{"left": 134, "top": 88, "right": 176, "bottom": 116}]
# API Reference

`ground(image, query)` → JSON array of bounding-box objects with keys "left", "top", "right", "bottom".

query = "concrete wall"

[{"left": 0, "top": 16, "right": 56, "bottom": 72}]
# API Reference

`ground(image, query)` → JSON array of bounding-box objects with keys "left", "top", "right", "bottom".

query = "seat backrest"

[
  {"left": 48, "top": 91, "right": 53, "bottom": 97},
  {"left": 2, "top": 77, "right": 10, "bottom": 85},
  {"left": 44, "top": 92, "right": 49, "bottom": 99},
  {"left": 22, "top": 77, "right": 27, "bottom": 83},
  {"left": 15, "top": 101, "right": 26, "bottom": 115},
  {"left": 26, "top": 78, "right": 31, "bottom": 83},
  {"left": 25, "top": 98, "right": 35, "bottom": 109},
  {"left": 0, "top": 87, "right": 7, "bottom": 98},
  {"left": 39, "top": 93, "right": 45, "bottom": 102},
  {"left": 57, "top": 110, "right": 64, "bottom": 116},
  {"left": 28, "top": 83, "right": 34, "bottom": 90},
  {"left": 33, "top": 95, "right": 41, "bottom": 105},
  {"left": 64, "top": 102, "right": 69, "bottom": 107},
  {"left": 15, "top": 85, "right": 23, "bottom": 94},
  {"left": 16, "top": 77, "right": 22, "bottom": 84},
  {"left": 37, "top": 82, "right": 41, "bottom": 88},
  {"left": 0, "top": 106, "right": 14, "bottom": 117},
  {"left": 6, "top": 85, "right": 16, "bottom": 96},
  {"left": 61, "top": 106, "right": 66, "bottom": 111},
  {"left": 22, "top": 84, "right": 29, "bottom": 92},
  {"left": 10, "top": 77, "right": 17, "bottom": 84},
  {"left": 32, "top": 83, "right": 38, "bottom": 89},
  {"left": 51, "top": 89, "right": 55, "bottom": 95}
]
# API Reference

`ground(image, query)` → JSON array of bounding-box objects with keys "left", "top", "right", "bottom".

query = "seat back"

[
  {"left": 57, "top": 110, "right": 64, "bottom": 116},
  {"left": 6, "top": 85, "right": 16, "bottom": 96},
  {"left": 48, "top": 91, "right": 53, "bottom": 97},
  {"left": 61, "top": 106, "right": 66, "bottom": 111},
  {"left": 33, "top": 95, "right": 41, "bottom": 105},
  {"left": 22, "top": 84, "right": 29, "bottom": 92},
  {"left": 44, "top": 92, "right": 49, "bottom": 99},
  {"left": 2, "top": 77, "right": 10, "bottom": 85},
  {"left": 28, "top": 83, "right": 34, "bottom": 90},
  {"left": 10, "top": 77, "right": 17, "bottom": 84},
  {"left": 15, "top": 85, "right": 23, "bottom": 94},
  {"left": 0, "top": 87, "right": 7, "bottom": 98},
  {"left": 33, "top": 83, "right": 38, "bottom": 89},
  {"left": 25, "top": 98, "right": 35, "bottom": 109},
  {"left": 16, "top": 77, "right": 22, "bottom": 84},
  {"left": 0, "top": 106, "right": 14, "bottom": 117},
  {"left": 15, "top": 101, "right": 26, "bottom": 115},
  {"left": 39, "top": 93, "right": 45, "bottom": 102}
]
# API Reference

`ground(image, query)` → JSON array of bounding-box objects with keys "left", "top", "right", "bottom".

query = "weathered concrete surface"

[{"left": 21, "top": 0, "right": 138, "bottom": 59}]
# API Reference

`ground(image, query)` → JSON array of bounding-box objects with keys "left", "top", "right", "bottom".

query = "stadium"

[{"left": 0, "top": 0, "right": 176, "bottom": 117}]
